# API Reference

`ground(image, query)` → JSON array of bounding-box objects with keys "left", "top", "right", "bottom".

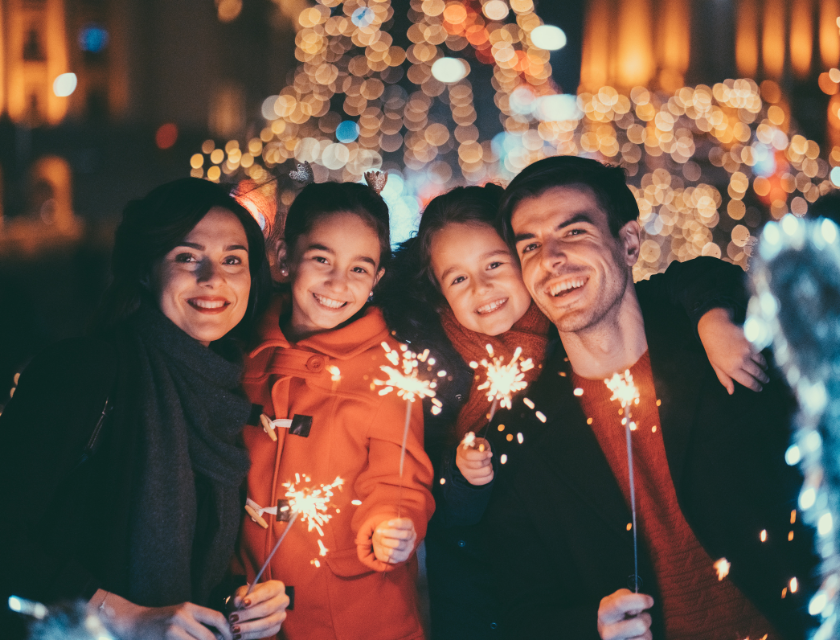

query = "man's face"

[{"left": 510, "top": 185, "right": 640, "bottom": 334}]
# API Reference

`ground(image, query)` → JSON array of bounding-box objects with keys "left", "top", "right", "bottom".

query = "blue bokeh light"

[
  {"left": 78, "top": 24, "right": 109, "bottom": 53},
  {"left": 336, "top": 120, "right": 360, "bottom": 143},
  {"left": 351, "top": 7, "right": 374, "bottom": 28}
]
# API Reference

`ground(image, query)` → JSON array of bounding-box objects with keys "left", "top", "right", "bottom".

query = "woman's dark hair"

[
  {"left": 95, "top": 177, "right": 270, "bottom": 339},
  {"left": 415, "top": 184, "right": 505, "bottom": 302},
  {"left": 498, "top": 155, "right": 639, "bottom": 247},
  {"left": 283, "top": 181, "right": 391, "bottom": 271}
]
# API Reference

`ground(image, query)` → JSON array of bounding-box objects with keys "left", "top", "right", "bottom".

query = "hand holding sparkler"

[
  {"left": 228, "top": 581, "right": 290, "bottom": 639},
  {"left": 456, "top": 435, "right": 494, "bottom": 486},
  {"left": 372, "top": 517, "right": 417, "bottom": 564},
  {"left": 597, "top": 589, "right": 654, "bottom": 640}
]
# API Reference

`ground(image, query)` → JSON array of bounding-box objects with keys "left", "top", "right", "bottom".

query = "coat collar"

[{"left": 249, "top": 295, "right": 392, "bottom": 361}]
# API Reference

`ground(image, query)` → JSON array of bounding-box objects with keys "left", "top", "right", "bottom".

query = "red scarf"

[{"left": 439, "top": 300, "right": 552, "bottom": 443}]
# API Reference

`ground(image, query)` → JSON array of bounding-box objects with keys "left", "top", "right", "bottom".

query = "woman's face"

[
  {"left": 286, "top": 211, "right": 383, "bottom": 341},
  {"left": 430, "top": 221, "right": 532, "bottom": 336},
  {"left": 151, "top": 207, "right": 251, "bottom": 345}
]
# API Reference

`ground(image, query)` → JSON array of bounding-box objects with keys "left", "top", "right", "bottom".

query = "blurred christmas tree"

[{"left": 190, "top": 0, "right": 837, "bottom": 268}]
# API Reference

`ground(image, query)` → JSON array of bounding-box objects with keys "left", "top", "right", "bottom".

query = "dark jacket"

[
  {"left": 483, "top": 283, "right": 819, "bottom": 639},
  {"left": 0, "top": 330, "right": 245, "bottom": 637},
  {"left": 377, "top": 243, "right": 758, "bottom": 640}
]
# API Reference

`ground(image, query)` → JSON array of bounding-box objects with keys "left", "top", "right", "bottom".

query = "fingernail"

[
  {"left": 243, "top": 598, "right": 251, "bottom": 607},
  {"left": 231, "top": 626, "right": 241, "bottom": 634},
  {"left": 229, "top": 614, "right": 239, "bottom": 623}
]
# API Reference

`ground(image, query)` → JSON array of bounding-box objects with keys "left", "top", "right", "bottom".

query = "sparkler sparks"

[
  {"left": 374, "top": 342, "right": 438, "bottom": 404},
  {"left": 373, "top": 341, "right": 443, "bottom": 516},
  {"left": 246, "top": 475, "right": 344, "bottom": 594},
  {"left": 606, "top": 370, "right": 641, "bottom": 408},
  {"left": 282, "top": 475, "right": 344, "bottom": 537},
  {"left": 714, "top": 557, "right": 731, "bottom": 581},
  {"left": 470, "top": 345, "right": 534, "bottom": 421}
]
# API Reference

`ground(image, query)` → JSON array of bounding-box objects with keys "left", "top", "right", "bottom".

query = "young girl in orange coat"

[{"left": 235, "top": 180, "right": 434, "bottom": 640}]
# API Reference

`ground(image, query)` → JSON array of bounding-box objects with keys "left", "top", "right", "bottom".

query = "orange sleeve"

[{"left": 352, "top": 395, "right": 435, "bottom": 572}]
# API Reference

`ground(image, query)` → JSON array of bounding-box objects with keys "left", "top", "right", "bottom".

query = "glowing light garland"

[
  {"left": 605, "top": 369, "right": 641, "bottom": 592},
  {"left": 747, "top": 214, "right": 840, "bottom": 639}
]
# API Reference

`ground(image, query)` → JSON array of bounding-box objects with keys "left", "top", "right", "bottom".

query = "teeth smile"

[
  {"left": 314, "top": 293, "right": 346, "bottom": 309},
  {"left": 476, "top": 299, "right": 507, "bottom": 315},
  {"left": 549, "top": 278, "right": 586, "bottom": 297},
  {"left": 190, "top": 299, "right": 228, "bottom": 309}
]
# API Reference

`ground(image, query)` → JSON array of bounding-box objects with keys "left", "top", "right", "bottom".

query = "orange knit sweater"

[{"left": 573, "top": 352, "right": 774, "bottom": 640}]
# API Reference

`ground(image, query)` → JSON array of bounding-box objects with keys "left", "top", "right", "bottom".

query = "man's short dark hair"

[{"left": 498, "top": 156, "right": 640, "bottom": 247}]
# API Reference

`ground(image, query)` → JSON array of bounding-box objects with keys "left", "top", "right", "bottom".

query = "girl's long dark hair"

[{"left": 94, "top": 177, "right": 270, "bottom": 341}]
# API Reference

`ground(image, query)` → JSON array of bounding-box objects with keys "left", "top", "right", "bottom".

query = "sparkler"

[
  {"left": 605, "top": 369, "right": 641, "bottom": 592},
  {"left": 470, "top": 344, "right": 534, "bottom": 442},
  {"left": 246, "top": 475, "right": 343, "bottom": 595},
  {"left": 472, "top": 345, "right": 534, "bottom": 422},
  {"left": 374, "top": 342, "right": 440, "bottom": 517}
]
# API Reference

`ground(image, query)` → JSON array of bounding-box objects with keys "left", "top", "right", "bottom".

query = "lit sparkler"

[
  {"left": 605, "top": 369, "right": 641, "bottom": 592},
  {"left": 246, "top": 475, "right": 343, "bottom": 595},
  {"left": 470, "top": 345, "right": 534, "bottom": 426},
  {"left": 374, "top": 342, "right": 441, "bottom": 516}
]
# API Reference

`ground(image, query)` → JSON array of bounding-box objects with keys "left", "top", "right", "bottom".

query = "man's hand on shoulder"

[
  {"left": 597, "top": 589, "right": 654, "bottom": 640},
  {"left": 698, "top": 308, "right": 769, "bottom": 394}
]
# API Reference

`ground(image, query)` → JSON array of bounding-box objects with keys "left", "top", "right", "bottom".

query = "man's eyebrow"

[
  {"left": 514, "top": 212, "right": 597, "bottom": 245},
  {"left": 557, "top": 212, "right": 596, "bottom": 230}
]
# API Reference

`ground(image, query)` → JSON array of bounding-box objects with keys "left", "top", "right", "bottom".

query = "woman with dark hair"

[{"left": 0, "top": 178, "right": 289, "bottom": 640}]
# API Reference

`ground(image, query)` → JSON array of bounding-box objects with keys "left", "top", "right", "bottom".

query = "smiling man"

[{"left": 484, "top": 156, "right": 818, "bottom": 640}]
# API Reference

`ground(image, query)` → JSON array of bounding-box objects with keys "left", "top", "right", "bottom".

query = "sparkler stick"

[
  {"left": 246, "top": 475, "right": 343, "bottom": 595},
  {"left": 246, "top": 511, "right": 299, "bottom": 596},
  {"left": 605, "top": 370, "right": 641, "bottom": 592},
  {"left": 470, "top": 344, "right": 534, "bottom": 441},
  {"left": 374, "top": 342, "right": 439, "bottom": 518}
]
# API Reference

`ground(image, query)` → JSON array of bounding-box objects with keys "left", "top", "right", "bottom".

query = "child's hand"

[
  {"left": 372, "top": 518, "right": 417, "bottom": 564},
  {"left": 456, "top": 437, "right": 494, "bottom": 486},
  {"left": 698, "top": 308, "right": 769, "bottom": 394}
]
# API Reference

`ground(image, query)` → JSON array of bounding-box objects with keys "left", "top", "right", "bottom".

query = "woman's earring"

[
  {"left": 279, "top": 263, "right": 289, "bottom": 277},
  {"left": 368, "top": 291, "right": 374, "bottom": 301}
]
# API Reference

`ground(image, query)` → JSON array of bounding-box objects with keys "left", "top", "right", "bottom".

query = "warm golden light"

[
  {"left": 580, "top": 0, "right": 610, "bottom": 90},
  {"left": 821, "top": 0, "right": 840, "bottom": 69},
  {"left": 790, "top": 0, "right": 814, "bottom": 78},
  {"left": 736, "top": 0, "right": 759, "bottom": 77},
  {"left": 659, "top": 0, "right": 690, "bottom": 76},
  {"left": 762, "top": 0, "right": 786, "bottom": 78},
  {"left": 617, "top": 0, "right": 654, "bottom": 87}
]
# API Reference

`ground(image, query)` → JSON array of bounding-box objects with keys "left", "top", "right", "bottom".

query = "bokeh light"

[{"left": 52, "top": 73, "right": 77, "bottom": 97}]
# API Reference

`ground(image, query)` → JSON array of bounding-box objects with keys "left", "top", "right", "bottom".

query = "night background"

[{"left": 0, "top": 0, "right": 837, "bottom": 401}]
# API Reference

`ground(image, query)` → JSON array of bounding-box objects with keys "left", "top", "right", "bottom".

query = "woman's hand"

[
  {"left": 372, "top": 517, "right": 417, "bottom": 564},
  {"left": 228, "top": 580, "right": 290, "bottom": 640},
  {"left": 698, "top": 308, "right": 769, "bottom": 394},
  {"left": 456, "top": 437, "right": 494, "bottom": 486},
  {"left": 93, "top": 590, "right": 232, "bottom": 640}
]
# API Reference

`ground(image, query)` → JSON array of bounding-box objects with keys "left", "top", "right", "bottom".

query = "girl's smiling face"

[
  {"left": 285, "top": 211, "right": 384, "bottom": 341},
  {"left": 430, "top": 221, "right": 532, "bottom": 336}
]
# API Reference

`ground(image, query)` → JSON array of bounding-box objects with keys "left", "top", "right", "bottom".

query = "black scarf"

[{"left": 126, "top": 304, "right": 251, "bottom": 607}]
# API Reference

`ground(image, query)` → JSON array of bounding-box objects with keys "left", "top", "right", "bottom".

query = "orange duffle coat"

[{"left": 235, "top": 298, "right": 435, "bottom": 640}]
